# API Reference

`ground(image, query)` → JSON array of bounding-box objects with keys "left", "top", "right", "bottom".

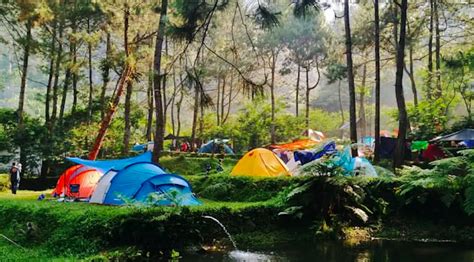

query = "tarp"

[
  {"left": 66, "top": 151, "right": 152, "bottom": 173},
  {"left": 422, "top": 144, "right": 446, "bottom": 162},
  {"left": 432, "top": 129, "right": 474, "bottom": 142},
  {"left": 302, "top": 129, "right": 325, "bottom": 141},
  {"left": 90, "top": 162, "right": 200, "bottom": 206},
  {"left": 198, "top": 140, "right": 234, "bottom": 154},
  {"left": 333, "top": 146, "right": 356, "bottom": 174},
  {"left": 270, "top": 139, "right": 319, "bottom": 151},
  {"left": 460, "top": 140, "right": 474, "bottom": 148},
  {"left": 231, "top": 148, "right": 291, "bottom": 177},
  {"left": 294, "top": 141, "right": 337, "bottom": 165},
  {"left": 411, "top": 140, "right": 429, "bottom": 151}
]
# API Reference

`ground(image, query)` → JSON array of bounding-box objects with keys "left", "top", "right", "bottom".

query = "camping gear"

[
  {"left": 431, "top": 129, "right": 474, "bottom": 142},
  {"left": 52, "top": 165, "right": 102, "bottom": 199},
  {"left": 66, "top": 151, "right": 152, "bottom": 173},
  {"left": 332, "top": 146, "right": 356, "bottom": 175},
  {"left": 460, "top": 140, "right": 474, "bottom": 148},
  {"left": 270, "top": 139, "right": 319, "bottom": 151},
  {"left": 231, "top": 148, "right": 291, "bottom": 177},
  {"left": 198, "top": 139, "right": 234, "bottom": 154},
  {"left": 411, "top": 140, "right": 429, "bottom": 151},
  {"left": 422, "top": 144, "right": 446, "bottom": 162},
  {"left": 90, "top": 162, "right": 201, "bottom": 206},
  {"left": 353, "top": 157, "right": 378, "bottom": 177},
  {"left": 302, "top": 129, "right": 325, "bottom": 141},
  {"left": 294, "top": 141, "right": 337, "bottom": 165}
]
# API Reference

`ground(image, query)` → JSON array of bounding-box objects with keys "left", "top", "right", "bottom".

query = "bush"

[
  {"left": 0, "top": 174, "right": 10, "bottom": 191},
  {"left": 187, "top": 174, "right": 303, "bottom": 202}
]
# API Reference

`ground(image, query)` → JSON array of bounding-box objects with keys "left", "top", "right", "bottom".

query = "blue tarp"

[
  {"left": 198, "top": 140, "right": 234, "bottom": 154},
  {"left": 333, "top": 146, "right": 356, "bottom": 174},
  {"left": 66, "top": 151, "right": 152, "bottom": 173},
  {"left": 294, "top": 141, "right": 336, "bottom": 165}
]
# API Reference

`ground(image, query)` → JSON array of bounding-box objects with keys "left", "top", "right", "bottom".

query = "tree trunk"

[
  {"left": 146, "top": 61, "right": 154, "bottom": 141},
  {"left": 427, "top": 0, "right": 434, "bottom": 99},
  {"left": 170, "top": 69, "right": 177, "bottom": 136},
  {"left": 87, "top": 18, "right": 94, "bottom": 123},
  {"left": 216, "top": 76, "right": 221, "bottom": 125},
  {"left": 162, "top": 37, "right": 168, "bottom": 135},
  {"left": 305, "top": 67, "right": 310, "bottom": 128},
  {"left": 191, "top": 87, "right": 199, "bottom": 151},
  {"left": 71, "top": 23, "right": 78, "bottom": 115},
  {"left": 51, "top": 21, "right": 63, "bottom": 130},
  {"left": 59, "top": 60, "right": 71, "bottom": 123},
  {"left": 374, "top": 0, "right": 381, "bottom": 162},
  {"left": 221, "top": 76, "right": 226, "bottom": 125},
  {"left": 407, "top": 45, "right": 418, "bottom": 106},
  {"left": 270, "top": 50, "right": 276, "bottom": 144},
  {"left": 359, "top": 62, "right": 367, "bottom": 139},
  {"left": 296, "top": 64, "right": 300, "bottom": 117},
  {"left": 100, "top": 31, "right": 111, "bottom": 119},
  {"left": 223, "top": 73, "right": 233, "bottom": 124},
  {"left": 434, "top": 0, "right": 441, "bottom": 98},
  {"left": 45, "top": 24, "right": 57, "bottom": 124},
  {"left": 88, "top": 6, "right": 132, "bottom": 160},
  {"left": 176, "top": 78, "right": 184, "bottom": 137},
  {"left": 122, "top": 81, "right": 133, "bottom": 155},
  {"left": 393, "top": 0, "right": 409, "bottom": 168},
  {"left": 18, "top": 19, "right": 32, "bottom": 127},
  {"left": 152, "top": 0, "right": 168, "bottom": 163},
  {"left": 338, "top": 79, "right": 344, "bottom": 138},
  {"left": 344, "top": 0, "right": 358, "bottom": 156}
]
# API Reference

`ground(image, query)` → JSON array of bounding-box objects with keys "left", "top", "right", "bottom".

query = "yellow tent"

[{"left": 231, "top": 148, "right": 291, "bottom": 177}]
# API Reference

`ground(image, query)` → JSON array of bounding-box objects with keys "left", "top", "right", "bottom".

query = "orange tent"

[
  {"left": 269, "top": 139, "right": 319, "bottom": 151},
  {"left": 52, "top": 165, "right": 82, "bottom": 196},
  {"left": 52, "top": 165, "right": 103, "bottom": 199}
]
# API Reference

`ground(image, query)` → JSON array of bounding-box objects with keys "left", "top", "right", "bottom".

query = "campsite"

[{"left": 0, "top": 0, "right": 473, "bottom": 261}]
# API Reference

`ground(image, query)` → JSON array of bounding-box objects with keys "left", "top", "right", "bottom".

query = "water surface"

[{"left": 181, "top": 240, "right": 474, "bottom": 261}]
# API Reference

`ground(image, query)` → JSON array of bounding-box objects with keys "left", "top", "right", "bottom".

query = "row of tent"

[
  {"left": 52, "top": 152, "right": 201, "bottom": 206},
  {"left": 230, "top": 141, "right": 378, "bottom": 178}
]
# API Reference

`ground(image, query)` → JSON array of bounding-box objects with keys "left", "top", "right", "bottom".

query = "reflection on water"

[{"left": 181, "top": 240, "right": 474, "bottom": 262}]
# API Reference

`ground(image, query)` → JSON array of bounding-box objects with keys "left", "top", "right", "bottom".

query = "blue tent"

[
  {"left": 66, "top": 151, "right": 152, "bottom": 173},
  {"left": 89, "top": 162, "right": 201, "bottom": 206},
  {"left": 198, "top": 140, "right": 234, "bottom": 154}
]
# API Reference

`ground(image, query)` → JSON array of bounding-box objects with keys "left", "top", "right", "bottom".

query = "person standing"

[{"left": 9, "top": 163, "right": 21, "bottom": 194}]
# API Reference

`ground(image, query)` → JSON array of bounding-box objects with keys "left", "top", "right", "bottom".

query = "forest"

[{"left": 0, "top": 0, "right": 473, "bottom": 261}]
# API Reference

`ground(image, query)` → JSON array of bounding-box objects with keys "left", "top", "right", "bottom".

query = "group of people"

[{"left": 9, "top": 162, "right": 21, "bottom": 194}]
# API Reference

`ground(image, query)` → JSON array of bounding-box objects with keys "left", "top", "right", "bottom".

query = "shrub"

[{"left": 0, "top": 174, "right": 10, "bottom": 192}]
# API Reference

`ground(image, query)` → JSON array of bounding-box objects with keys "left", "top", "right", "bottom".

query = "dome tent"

[
  {"left": 231, "top": 148, "right": 291, "bottom": 177},
  {"left": 53, "top": 152, "right": 153, "bottom": 200},
  {"left": 52, "top": 165, "right": 102, "bottom": 199},
  {"left": 90, "top": 162, "right": 201, "bottom": 206}
]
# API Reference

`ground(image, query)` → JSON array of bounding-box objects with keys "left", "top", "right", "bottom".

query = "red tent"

[{"left": 52, "top": 165, "right": 103, "bottom": 199}]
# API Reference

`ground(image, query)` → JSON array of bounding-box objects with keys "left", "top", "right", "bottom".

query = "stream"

[{"left": 180, "top": 239, "right": 474, "bottom": 261}]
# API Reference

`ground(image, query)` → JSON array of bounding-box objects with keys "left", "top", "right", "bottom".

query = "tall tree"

[
  {"left": 393, "top": 0, "right": 409, "bottom": 168},
  {"left": 88, "top": 4, "right": 132, "bottom": 160},
  {"left": 122, "top": 81, "right": 133, "bottom": 155},
  {"left": 152, "top": 0, "right": 168, "bottom": 163},
  {"left": 373, "top": 0, "right": 381, "bottom": 162},
  {"left": 344, "top": 0, "right": 358, "bottom": 156},
  {"left": 17, "top": 18, "right": 32, "bottom": 127}
]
